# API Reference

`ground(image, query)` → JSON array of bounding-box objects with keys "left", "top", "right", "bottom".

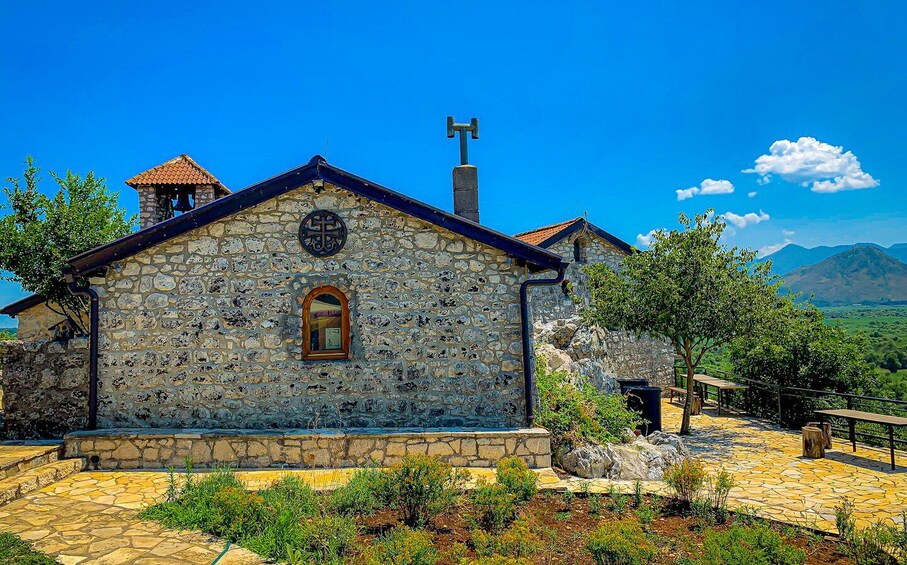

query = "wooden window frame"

[{"left": 301, "top": 285, "right": 350, "bottom": 361}]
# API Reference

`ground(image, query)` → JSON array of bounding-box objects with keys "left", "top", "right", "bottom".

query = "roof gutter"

[
  {"left": 519, "top": 261, "right": 568, "bottom": 426},
  {"left": 65, "top": 273, "right": 99, "bottom": 430}
]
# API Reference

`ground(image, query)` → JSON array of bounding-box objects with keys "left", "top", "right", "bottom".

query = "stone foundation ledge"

[{"left": 63, "top": 427, "right": 552, "bottom": 470}]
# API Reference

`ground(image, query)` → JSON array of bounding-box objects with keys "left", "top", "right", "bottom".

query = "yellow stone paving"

[
  {"left": 560, "top": 401, "right": 907, "bottom": 532},
  {"left": 0, "top": 445, "right": 59, "bottom": 470},
  {"left": 0, "top": 466, "right": 561, "bottom": 563}
]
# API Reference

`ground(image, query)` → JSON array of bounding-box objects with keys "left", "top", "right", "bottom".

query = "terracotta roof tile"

[
  {"left": 514, "top": 218, "right": 582, "bottom": 246},
  {"left": 126, "top": 154, "right": 228, "bottom": 192}
]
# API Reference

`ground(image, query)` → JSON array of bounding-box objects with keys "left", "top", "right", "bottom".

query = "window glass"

[{"left": 309, "top": 293, "right": 343, "bottom": 352}]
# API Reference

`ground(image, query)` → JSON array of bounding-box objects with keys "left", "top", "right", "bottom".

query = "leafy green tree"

[
  {"left": 0, "top": 156, "right": 134, "bottom": 334},
  {"left": 729, "top": 298, "right": 876, "bottom": 425},
  {"left": 583, "top": 211, "right": 778, "bottom": 434}
]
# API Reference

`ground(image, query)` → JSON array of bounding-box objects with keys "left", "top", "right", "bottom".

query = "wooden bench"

[
  {"left": 816, "top": 408, "right": 907, "bottom": 470},
  {"left": 667, "top": 387, "right": 689, "bottom": 404}
]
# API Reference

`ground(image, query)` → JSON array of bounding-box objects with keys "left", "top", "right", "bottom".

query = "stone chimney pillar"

[{"left": 453, "top": 165, "right": 479, "bottom": 223}]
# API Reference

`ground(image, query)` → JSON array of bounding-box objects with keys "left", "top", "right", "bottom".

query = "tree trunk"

[
  {"left": 680, "top": 363, "right": 695, "bottom": 435},
  {"left": 801, "top": 426, "right": 826, "bottom": 458}
]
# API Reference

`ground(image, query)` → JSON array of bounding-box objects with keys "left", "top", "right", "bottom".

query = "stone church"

[{"left": 0, "top": 153, "right": 671, "bottom": 469}]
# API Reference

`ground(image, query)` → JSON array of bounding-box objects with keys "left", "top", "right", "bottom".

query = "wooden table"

[
  {"left": 816, "top": 409, "right": 907, "bottom": 470},
  {"left": 692, "top": 374, "right": 749, "bottom": 417}
]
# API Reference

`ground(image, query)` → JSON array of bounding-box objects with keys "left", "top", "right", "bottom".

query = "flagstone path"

[{"left": 560, "top": 400, "right": 907, "bottom": 533}]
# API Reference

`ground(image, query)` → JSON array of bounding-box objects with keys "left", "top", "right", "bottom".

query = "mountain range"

[
  {"left": 779, "top": 246, "right": 907, "bottom": 306},
  {"left": 760, "top": 242, "right": 907, "bottom": 276}
]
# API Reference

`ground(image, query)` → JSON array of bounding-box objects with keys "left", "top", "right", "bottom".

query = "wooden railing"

[{"left": 673, "top": 362, "right": 907, "bottom": 450}]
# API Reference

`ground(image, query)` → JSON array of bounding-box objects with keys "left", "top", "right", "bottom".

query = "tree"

[
  {"left": 582, "top": 211, "right": 778, "bottom": 435},
  {"left": 729, "top": 297, "right": 876, "bottom": 425},
  {"left": 0, "top": 157, "right": 134, "bottom": 334}
]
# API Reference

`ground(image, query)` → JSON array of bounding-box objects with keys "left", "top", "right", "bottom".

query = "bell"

[{"left": 173, "top": 190, "right": 194, "bottom": 212}]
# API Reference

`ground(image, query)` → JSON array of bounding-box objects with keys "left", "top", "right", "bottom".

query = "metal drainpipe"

[
  {"left": 519, "top": 261, "right": 568, "bottom": 426},
  {"left": 65, "top": 274, "right": 99, "bottom": 430}
]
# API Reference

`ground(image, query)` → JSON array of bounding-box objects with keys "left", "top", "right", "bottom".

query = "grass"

[{"left": 0, "top": 532, "right": 57, "bottom": 565}]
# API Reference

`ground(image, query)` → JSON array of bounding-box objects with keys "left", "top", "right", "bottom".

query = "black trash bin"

[
  {"left": 626, "top": 386, "right": 662, "bottom": 435},
  {"left": 616, "top": 378, "right": 649, "bottom": 395}
]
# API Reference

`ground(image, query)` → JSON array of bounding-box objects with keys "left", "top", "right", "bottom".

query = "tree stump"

[
  {"left": 802, "top": 425, "right": 826, "bottom": 458},
  {"left": 807, "top": 421, "right": 832, "bottom": 449},
  {"left": 691, "top": 395, "right": 702, "bottom": 416}
]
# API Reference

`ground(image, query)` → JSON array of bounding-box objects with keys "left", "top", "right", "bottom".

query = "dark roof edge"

[
  {"left": 0, "top": 293, "right": 45, "bottom": 316},
  {"left": 67, "top": 155, "right": 562, "bottom": 277},
  {"left": 536, "top": 219, "right": 634, "bottom": 255}
]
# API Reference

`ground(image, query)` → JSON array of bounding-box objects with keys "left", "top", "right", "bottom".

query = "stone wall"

[
  {"left": 92, "top": 180, "right": 529, "bottom": 430},
  {"left": 64, "top": 427, "right": 552, "bottom": 470},
  {"left": 529, "top": 232, "right": 675, "bottom": 391},
  {"left": 15, "top": 302, "right": 69, "bottom": 341},
  {"left": 0, "top": 338, "right": 89, "bottom": 439}
]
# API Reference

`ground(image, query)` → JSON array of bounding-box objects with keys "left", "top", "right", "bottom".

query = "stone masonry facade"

[
  {"left": 64, "top": 427, "right": 551, "bottom": 470},
  {"left": 529, "top": 230, "right": 674, "bottom": 390},
  {"left": 0, "top": 338, "right": 89, "bottom": 439},
  {"left": 93, "top": 180, "right": 529, "bottom": 430}
]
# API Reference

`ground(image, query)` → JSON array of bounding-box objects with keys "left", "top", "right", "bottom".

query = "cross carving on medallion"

[{"left": 299, "top": 210, "right": 347, "bottom": 257}]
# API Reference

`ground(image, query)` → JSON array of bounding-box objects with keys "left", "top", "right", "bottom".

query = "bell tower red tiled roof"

[{"left": 126, "top": 154, "right": 228, "bottom": 193}]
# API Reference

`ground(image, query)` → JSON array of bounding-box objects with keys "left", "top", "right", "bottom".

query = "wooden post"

[
  {"left": 807, "top": 421, "right": 832, "bottom": 449},
  {"left": 691, "top": 395, "right": 702, "bottom": 416},
  {"left": 802, "top": 426, "right": 826, "bottom": 459}
]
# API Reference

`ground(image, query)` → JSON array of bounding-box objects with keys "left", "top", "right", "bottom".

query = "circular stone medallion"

[{"left": 299, "top": 210, "right": 347, "bottom": 257}]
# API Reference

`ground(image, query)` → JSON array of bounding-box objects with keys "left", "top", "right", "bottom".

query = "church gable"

[{"left": 94, "top": 178, "right": 531, "bottom": 430}]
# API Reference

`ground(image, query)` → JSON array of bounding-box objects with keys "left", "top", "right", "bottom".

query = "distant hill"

[
  {"left": 783, "top": 246, "right": 907, "bottom": 306},
  {"left": 760, "top": 242, "right": 892, "bottom": 275}
]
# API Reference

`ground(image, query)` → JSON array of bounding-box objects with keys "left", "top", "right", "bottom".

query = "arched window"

[{"left": 302, "top": 286, "right": 350, "bottom": 360}]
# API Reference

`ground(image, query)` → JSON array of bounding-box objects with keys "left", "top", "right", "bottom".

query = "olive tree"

[
  {"left": 583, "top": 211, "right": 778, "bottom": 434},
  {"left": 0, "top": 157, "right": 134, "bottom": 334}
]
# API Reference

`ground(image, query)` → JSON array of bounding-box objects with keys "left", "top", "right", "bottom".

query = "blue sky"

[{"left": 1, "top": 1, "right": 905, "bottom": 326}]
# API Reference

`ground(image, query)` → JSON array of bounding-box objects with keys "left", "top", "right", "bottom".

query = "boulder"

[
  {"left": 646, "top": 431, "right": 689, "bottom": 457},
  {"left": 536, "top": 343, "right": 573, "bottom": 372},
  {"left": 558, "top": 444, "right": 613, "bottom": 478},
  {"left": 606, "top": 444, "right": 650, "bottom": 480}
]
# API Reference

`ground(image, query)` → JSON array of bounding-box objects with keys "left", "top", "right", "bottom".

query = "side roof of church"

[
  {"left": 515, "top": 217, "right": 633, "bottom": 255},
  {"left": 65, "top": 155, "right": 563, "bottom": 278}
]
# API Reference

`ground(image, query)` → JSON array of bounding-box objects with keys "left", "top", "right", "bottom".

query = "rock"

[
  {"left": 620, "top": 428, "right": 638, "bottom": 444},
  {"left": 558, "top": 444, "right": 613, "bottom": 478},
  {"left": 537, "top": 344, "right": 573, "bottom": 372},
  {"left": 606, "top": 444, "right": 650, "bottom": 480},
  {"left": 646, "top": 431, "right": 688, "bottom": 457}
]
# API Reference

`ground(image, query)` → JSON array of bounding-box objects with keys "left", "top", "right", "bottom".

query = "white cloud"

[
  {"left": 782, "top": 229, "right": 796, "bottom": 236},
  {"left": 722, "top": 210, "right": 770, "bottom": 229},
  {"left": 748, "top": 191, "right": 757, "bottom": 198},
  {"left": 757, "top": 239, "right": 791, "bottom": 258},
  {"left": 676, "top": 178, "right": 734, "bottom": 201},
  {"left": 743, "top": 136, "right": 879, "bottom": 193},
  {"left": 636, "top": 229, "right": 660, "bottom": 248}
]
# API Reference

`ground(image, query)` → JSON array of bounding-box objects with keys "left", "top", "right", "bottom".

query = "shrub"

[
  {"left": 586, "top": 518, "right": 656, "bottom": 565},
  {"left": 846, "top": 520, "right": 906, "bottom": 565},
  {"left": 694, "top": 523, "right": 805, "bottom": 565},
  {"left": 381, "top": 454, "right": 468, "bottom": 527},
  {"left": 359, "top": 527, "right": 440, "bottom": 565},
  {"left": 535, "top": 354, "right": 643, "bottom": 453},
  {"left": 472, "top": 519, "right": 543, "bottom": 559},
  {"left": 0, "top": 532, "right": 57, "bottom": 565},
  {"left": 140, "top": 466, "right": 248, "bottom": 534},
  {"left": 211, "top": 486, "right": 267, "bottom": 541},
  {"left": 463, "top": 557, "right": 532, "bottom": 565},
  {"left": 330, "top": 467, "right": 385, "bottom": 517},
  {"left": 261, "top": 474, "right": 320, "bottom": 521},
  {"left": 496, "top": 457, "right": 537, "bottom": 503},
  {"left": 298, "top": 515, "right": 359, "bottom": 562},
  {"left": 589, "top": 493, "right": 603, "bottom": 515},
  {"left": 707, "top": 470, "right": 735, "bottom": 524},
  {"left": 636, "top": 503, "right": 656, "bottom": 527},
  {"left": 664, "top": 459, "right": 707, "bottom": 507},
  {"left": 472, "top": 482, "right": 519, "bottom": 532},
  {"left": 834, "top": 497, "right": 856, "bottom": 542}
]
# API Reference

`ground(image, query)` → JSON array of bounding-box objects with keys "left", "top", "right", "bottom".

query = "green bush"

[
  {"left": 585, "top": 518, "right": 656, "bottom": 565},
  {"left": 260, "top": 474, "right": 320, "bottom": 521},
  {"left": 496, "top": 457, "right": 537, "bottom": 503},
  {"left": 359, "top": 527, "right": 440, "bottom": 565},
  {"left": 211, "top": 486, "right": 267, "bottom": 541},
  {"left": 694, "top": 523, "right": 805, "bottom": 565},
  {"left": 472, "top": 482, "right": 519, "bottom": 532},
  {"left": 706, "top": 470, "right": 735, "bottom": 524},
  {"left": 298, "top": 515, "right": 359, "bottom": 562},
  {"left": 845, "top": 518, "right": 907, "bottom": 565},
  {"left": 471, "top": 519, "right": 543, "bottom": 559},
  {"left": 535, "top": 354, "right": 643, "bottom": 452},
  {"left": 330, "top": 467, "right": 385, "bottom": 517},
  {"left": 664, "top": 459, "right": 707, "bottom": 507},
  {"left": 0, "top": 532, "right": 57, "bottom": 565},
  {"left": 140, "top": 466, "right": 248, "bottom": 535},
  {"left": 463, "top": 557, "right": 533, "bottom": 565},
  {"left": 382, "top": 454, "right": 468, "bottom": 527}
]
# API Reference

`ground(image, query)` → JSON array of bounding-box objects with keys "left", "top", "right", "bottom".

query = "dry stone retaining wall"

[
  {"left": 0, "top": 338, "right": 89, "bottom": 439},
  {"left": 64, "top": 427, "right": 552, "bottom": 470}
]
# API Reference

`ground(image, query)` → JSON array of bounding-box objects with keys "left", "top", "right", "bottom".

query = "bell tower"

[{"left": 126, "top": 154, "right": 229, "bottom": 229}]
